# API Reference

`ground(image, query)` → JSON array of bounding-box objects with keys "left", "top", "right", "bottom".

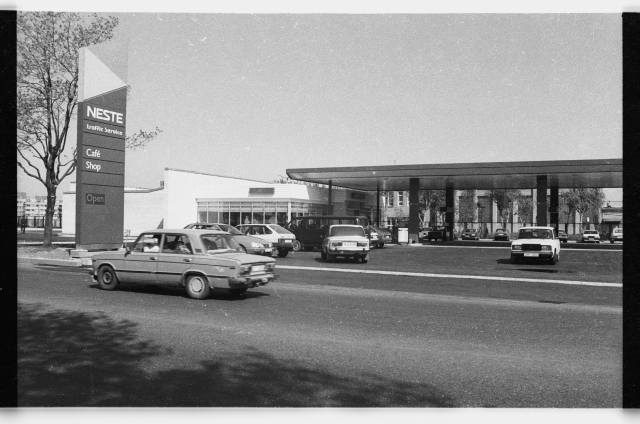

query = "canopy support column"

[
  {"left": 550, "top": 184, "right": 559, "bottom": 234},
  {"left": 409, "top": 178, "right": 420, "bottom": 243},
  {"left": 446, "top": 186, "right": 454, "bottom": 241},
  {"left": 328, "top": 180, "right": 333, "bottom": 215},
  {"left": 536, "top": 176, "right": 548, "bottom": 226}
]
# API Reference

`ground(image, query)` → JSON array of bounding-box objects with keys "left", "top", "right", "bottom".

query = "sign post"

[{"left": 75, "top": 39, "right": 128, "bottom": 251}]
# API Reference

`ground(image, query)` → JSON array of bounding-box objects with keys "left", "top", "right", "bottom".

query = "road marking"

[
  {"left": 408, "top": 244, "right": 623, "bottom": 252},
  {"left": 278, "top": 265, "right": 621, "bottom": 288}
]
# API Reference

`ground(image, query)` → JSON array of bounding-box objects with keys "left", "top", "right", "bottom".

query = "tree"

[
  {"left": 17, "top": 12, "right": 162, "bottom": 246},
  {"left": 419, "top": 190, "right": 446, "bottom": 226},
  {"left": 485, "top": 189, "right": 520, "bottom": 230},
  {"left": 560, "top": 188, "right": 606, "bottom": 232},
  {"left": 457, "top": 190, "right": 476, "bottom": 229},
  {"left": 515, "top": 194, "right": 534, "bottom": 227}
]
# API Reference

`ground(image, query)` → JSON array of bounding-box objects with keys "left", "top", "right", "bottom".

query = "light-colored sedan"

[
  {"left": 511, "top": 226, "right": 561, "bottom": 265},
  {"left": 184, "top": 222, "right": 273, "bottom": 256},
  {"left": 581, "top": 229, "right": 601, "bottom": 243},
  {"left": 236, "top": 224, "right": 296, "bottom": 257},
  {"left": 321, "top": 224, "right": 370, "bottom": 263},
  {"left": 92, "top": 229, "right": 276, "bottom": 299},
  {"left": 610, "top": 228, "right": 623, "bottom": 244}
]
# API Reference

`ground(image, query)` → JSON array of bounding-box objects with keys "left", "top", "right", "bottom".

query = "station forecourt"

[{"left": 286, "top": 158, "right": 623, "bottom": 244}]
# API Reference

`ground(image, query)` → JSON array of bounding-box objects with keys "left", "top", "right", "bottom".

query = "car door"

[
  {"left": 156, "top": 233, "right": 195, "bottom": 286},
  {"left": 118, "top": 233, "right": 161, "bottom": 284}
]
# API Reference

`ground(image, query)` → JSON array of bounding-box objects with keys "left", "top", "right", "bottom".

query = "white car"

[
  {"left": 510, "top": 226, "right": 561, "bottom": 265},
  {"left": 321, "top": 224, "right": 370, "bottom": 263},
  {"left": 581, "top": 230, "right": 601, "bottom": 243},
  {"left": 610, "top": 228, "right": 623, "bottom": 244},
  {"left": 236, "top": 224, "right": 296, "bottom": 257}
]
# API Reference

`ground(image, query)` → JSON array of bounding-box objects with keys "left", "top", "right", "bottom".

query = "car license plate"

[
  {"left": 252, "top": 265, "right": 265, "bottom": 273},
  {"left": 264, "top": 248, "right": 272, "bottom": 253},
  {"left": 279, "top": 239, "right": 291, "bottom": 244},
  {"left": 343, "top": 242, "right": 356, "bottom": 247},
  {"left": 524, "top": 253, "right": 539, "bottom": 257}
]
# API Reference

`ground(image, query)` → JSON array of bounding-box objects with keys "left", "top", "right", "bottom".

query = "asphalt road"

[{"left": 17, "top": 245, "right": 622, "bottom": 407}]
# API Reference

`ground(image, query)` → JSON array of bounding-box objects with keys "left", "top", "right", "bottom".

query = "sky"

[{"left": 15, "top": 3, "right": 625, "bottom": 203}]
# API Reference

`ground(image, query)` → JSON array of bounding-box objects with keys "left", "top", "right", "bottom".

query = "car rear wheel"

[
  {"left": 98, "top": 266, "right": 119, "bottom": 291},
  {"left": 277, "top": 249, "right": 289, "bottom": 258},
  {"left": 185, "top": 274, "right": 211, "bottom": 299},
  {"left": 292, "top": 240, "right": 302, "bottom": 252}
]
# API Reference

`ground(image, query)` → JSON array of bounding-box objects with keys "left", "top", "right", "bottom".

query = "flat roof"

[{"left": 287, "top": 159, "right": 622, "bottom": 191}]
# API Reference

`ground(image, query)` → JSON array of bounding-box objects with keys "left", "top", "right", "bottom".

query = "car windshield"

[
  {"left": 584, "top": 230, "right": 598, "bottom": 234},
  {"left": 200, "top": 234, "right": 240, "bottom": 253},
  {"left": 268, "top": 224, "right": 292, "bottom": 234},
  {"left": 496, "top": 229, "right": 506, "bottom": 233},
  {"left": 465, "top": 229, "right": 475, "bottom": 233},
  {"left": 330, "top": 226, "right": 365, "bottom": 237},
  {"left": 517, "top": 229, "right": 553, "bottom": 240},
  {"left": 614, "top": 229, "right": 622, "bottom": 233},
  {"left": 217, "top": 224, "right": 242, "bottom": 235}
]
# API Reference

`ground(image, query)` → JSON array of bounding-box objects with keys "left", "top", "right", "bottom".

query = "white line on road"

[
  {"left": 278, "top": 265, "right": 622, "bottom": 288},
  {"left": 407, "top": 244, "right": 623, "bottom": 252}
]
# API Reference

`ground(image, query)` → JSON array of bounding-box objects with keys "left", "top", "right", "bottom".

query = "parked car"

[
  {"left": 581, "top": 229, "right": 601, "bottom": 243},
  {"left": 92, "top": 229, "right": 276, "bottom": 299},
  {"left": 418, "top": 227, "right": 433, "bottom": 239},
  {"left": 557, "top": 230, "right": 568, "bottom": 243},
  {"left": 422, "top": 226, "right": 458, "bottom": 241},
  {"left": 493, "top": 228, "right": 509, "bottom": 241},
  {"left": 367, "top": 225, "right": 392, "bottom": 248},
  {"left": 321, "top": 225, "right": 370, "bottom": 263},
  {"left": 236, "top": 224, "right": 296, "bottom": 257},
  {"left": 287, "top": 215, "right": 369, "bottom": 251},
  {"left": 184, "top": 222, "right": 273, "bottom": 256},
  {"left": 510, "top": 226, "right": 561, "bottom": 265},
  {"left": 610, "top": 227, "right": 623, "bottom": 244},
  {"left": 461, "top": 228, "right": 480, "bottom": 240}
]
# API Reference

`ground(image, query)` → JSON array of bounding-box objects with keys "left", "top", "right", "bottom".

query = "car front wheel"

[
  {"left": 321, "top": 247, "right": 327, "bottom": 260},
  {"left": 98, "top": 266, "right": 119, "bottom": 291},
  {"left": 292, "top": 240, "right": 302, "bottom": 252},
  {"left": 277, "top": 249, "right": 289, "bottom": 258},
  {"left": 185, "top": 274, "right": 211, "bottom": 299},
  {"left": 548, "top": 251, "right": 558, "bottom": 265}
]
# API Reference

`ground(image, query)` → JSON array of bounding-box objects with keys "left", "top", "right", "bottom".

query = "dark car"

[
  {"left": 184, "top": 223, "right": 273, "bottom": 256},
  {"left": 557, "top": 230, "right": 568, "bottom": 243},
  {"left": 461, "top": 228, "right": 479, "bottom": 240},
  {"left": 367, "top": 225, "right": 392, "bottom": 248},
  {"left": 493, "top": 228, "right": 509, "bottom": 241}
]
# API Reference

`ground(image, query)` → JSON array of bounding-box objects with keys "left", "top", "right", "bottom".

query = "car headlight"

[
  {"left": 239, "top": 265, "right": 250, "bottom": 275},
  {"left": 357, "top": 242, "right": 368, "bottom": 247},
  {"left": 331, "top": 241, "right": 343, "bottom": 247},
  {"left": 251, "top": 242, "right": 262, "bottom": 248},
  {"left": 541, "top": 245, "right": 551, "bottom": 251},
  {"left": 512, "top": 245, "right": 522, "bottom": 250}
]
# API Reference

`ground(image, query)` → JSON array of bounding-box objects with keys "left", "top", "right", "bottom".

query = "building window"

[
  {"left": 398, "top": 191, "right": 405, "bottom": 207},
  {"left": 386, "top": 192, "right": 394, "bottom": 208}
]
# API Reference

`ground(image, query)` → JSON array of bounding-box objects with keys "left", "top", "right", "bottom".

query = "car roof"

[
  {"left": 329, "top": 224, "right": 364, "bottom": 228},
  {"left": 518, "top": 226, "right": 555, "bottom": 230}
]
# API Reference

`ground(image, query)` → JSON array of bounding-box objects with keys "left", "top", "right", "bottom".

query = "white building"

[{"left": 62, "top": 168, "right": 377, "bottom": 237}]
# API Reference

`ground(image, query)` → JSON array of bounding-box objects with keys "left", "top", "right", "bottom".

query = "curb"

[{"left": 18, "top": 256, "right": 84, "bottom": 267}]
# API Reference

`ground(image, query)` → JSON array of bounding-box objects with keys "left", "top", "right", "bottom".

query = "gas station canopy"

[{"left": 287, "top": 159, "right": 623, "bottom": 192}]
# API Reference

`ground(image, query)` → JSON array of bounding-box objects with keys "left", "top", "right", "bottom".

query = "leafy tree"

[
  {"left": 457, "top": 190, "right": 476, "bottom": 228},
  {"left": 559, "top": 188, "right": 606, "bottom": 232},
  {"left": 17, "top": 12, "right": 162, "bottom": 246},
  {"left": 515, "top": 194, "right": 534, "bottom": 226},
  {"left": 419, "top": 190, "right": 446, "bottom": 226},
  {"left": 485, "top": 189, "right": 520, "bottom": 230}
]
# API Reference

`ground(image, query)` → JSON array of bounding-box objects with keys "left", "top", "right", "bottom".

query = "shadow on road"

[
  {"left": 18, "top": 302, "right": 457, "bottom": 407},
  {"left": 86, "top": 283, "right": 271, "bottom": 301}
]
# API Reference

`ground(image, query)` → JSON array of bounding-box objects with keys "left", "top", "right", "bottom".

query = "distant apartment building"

[{"left": 17, "top": 192, "right": 63, "bottom": 227}]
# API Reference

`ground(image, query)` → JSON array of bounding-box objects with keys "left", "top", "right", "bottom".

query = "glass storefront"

[{"left": 197, "top": 201, "right": 327, "bottom": 226}]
